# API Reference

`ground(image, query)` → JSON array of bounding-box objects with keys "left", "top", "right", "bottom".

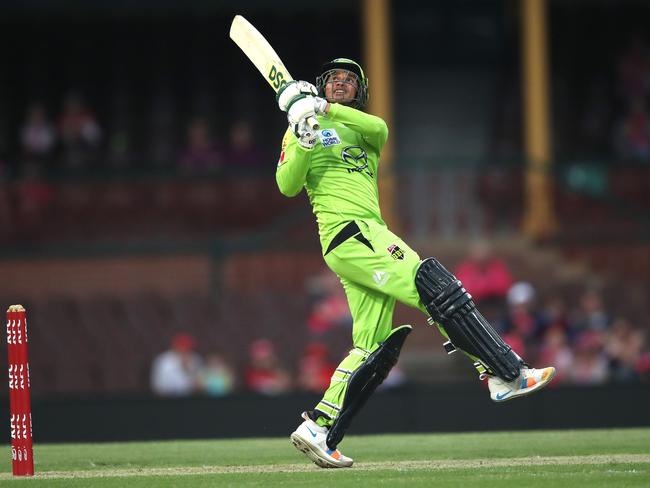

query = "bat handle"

[{"left": 306, "top": 115, "right": 319, "bottom": 131}]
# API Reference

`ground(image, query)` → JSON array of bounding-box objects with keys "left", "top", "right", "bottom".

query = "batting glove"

[
  {"left": 277, "top": 80, "right": 318, "bottom": 112},
  {"left": 287, "top": 95, "right": 328, "bottom": 126},
  {"left": 291, "top": 117, "right": 318, "bottom": 150}
]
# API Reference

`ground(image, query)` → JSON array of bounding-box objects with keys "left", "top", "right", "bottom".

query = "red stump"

[{"left": 6, "top": 305, "right": 34, "bottom": 476}]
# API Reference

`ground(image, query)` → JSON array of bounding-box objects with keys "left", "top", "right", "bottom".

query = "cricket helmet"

[{"left": 316, "top": 58, "right": 369, "bottom": 109}]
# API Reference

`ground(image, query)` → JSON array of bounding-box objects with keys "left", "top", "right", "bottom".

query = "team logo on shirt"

[
  {"left": 387, "top": 244, "right": 405, "bottom": 260},
  {"left": 318, "top": 129, "right": 341, "bottom": 147},
  {"left": 341, "top": 145, "right": 373, "bottom": 177}
]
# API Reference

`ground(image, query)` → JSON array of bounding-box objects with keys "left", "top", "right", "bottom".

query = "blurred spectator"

[
  {"left": 306, "top": 270, "right": 352, "bottom": 335},
  {"left": 498, "top": 282, "right": 547, "bottom": 351},
  {"left": 20, "top": 102, "right": 56, "bottom": 170},
  {"left": 617, "top": 35, "right": 650, "bottom": 103},
  {"left": 501, "top": 332, "right": 527, "bottom": 366},
  {"left": 454, "top": 240, "right": 513, "bottom": 314},
  {"left": 244, "top": 339, "right": 291, "bottom": 395},
  {"left": 539, "top": 296, "right": 570, "bottom": 332},
  {"left": 569, "top": 288, "right": 610, "bottom": 336},
  {"left": 150, "top": 333, "right": 202, "bottom": 396},
  {"left": 605, "top": 318, "right": 646, "bottom": 383},
  {"left": 568, "top": 330, "right": 609, "bottom": 385},
  {"left": 579, "top": 77, "right": 613, "bottom": 155},
  {"left": 178, "top": 117, "right": 223, "bottom": 172},
  {"left": 613, "top": 97, "right": 650, "bottom": 162},
  {"left": 57, "top": 92, "right": 102, "bottom": 170},
  {"left": 199, "top": 353, "right": 235, "bottom": 397},
  {"left": 13, "top": 162, "right": 54, "bottom": 234},
  {"left": 225, "top": 120, "right": 264, "bottom": 169},
  {"left": 637, "top": 353, "right": 650, "bottom": 382},
  {"left": 297, "top": 342, "right": 336, "bottom": 393},
  {"left": 537, "top": 327, "right": 574, "bottom": 384}
]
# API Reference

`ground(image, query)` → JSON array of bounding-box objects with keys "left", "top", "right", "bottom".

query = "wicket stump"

[{"left": 6, "top": 305, "right": 34, "bottom": 476}]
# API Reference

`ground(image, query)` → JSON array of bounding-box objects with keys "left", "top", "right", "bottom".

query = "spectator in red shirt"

[
  {"left": 455, "top": 241, "right": 513, "bottom": 303},
  {"left": 455, "top": 241, "right": 513, "bottom": 322},
  {"left": 538, "top": 326, "right": 574, "bottom": 384},
  {"left": 297, "top": 342, "right": 336, "bottom": 393},
  {"left": 244, "top": 339, "right": 292, "bottom": 395},
  {"left": 306, "top": 269, "right": 352, "bottom": 335}
]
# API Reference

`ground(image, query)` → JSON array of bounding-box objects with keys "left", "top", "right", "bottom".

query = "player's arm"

[
  {"left": 326, "top": 103, "right": 388, "bottom": 153},
  {"left": 276, "top": 127, "right": 313, "bottom": 197},
  {"left": 276, "top": 81, "right": 322, "bottom": 197},
  {"left": 282, "top": 89, "right": 388, "bottom": 153}
]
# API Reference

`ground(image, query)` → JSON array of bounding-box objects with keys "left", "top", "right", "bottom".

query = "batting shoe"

[
  {"left": 488, "top": 366, "right": 556, "bottom": 402},
  {"left": 290, "top": 412, "right": 353, "bottom": 468}
]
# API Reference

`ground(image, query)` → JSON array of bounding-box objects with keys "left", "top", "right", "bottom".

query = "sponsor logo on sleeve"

[
  {"left": 318, "top": 128, "right": 341, "bottom": 147},
  {"left": 278, "top": 131, "right": 290, "bottom": 166}
]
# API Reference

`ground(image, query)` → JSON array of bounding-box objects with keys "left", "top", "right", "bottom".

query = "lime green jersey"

[{"left": 276, "top": 103, "right": 388, "bottom": 251}]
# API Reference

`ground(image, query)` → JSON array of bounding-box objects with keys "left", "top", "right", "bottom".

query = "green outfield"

[{"left": 1, "top": 428, "right": 649, "bottom": 487}]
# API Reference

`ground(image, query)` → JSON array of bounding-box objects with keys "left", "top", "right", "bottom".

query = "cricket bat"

[{"left": 229, "top": 15, "right": 319, "bottom": 130}]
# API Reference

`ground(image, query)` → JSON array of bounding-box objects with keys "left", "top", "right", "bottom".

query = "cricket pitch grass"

[{"left": 1, "top": 428, "right": 648, "bottom": 487}]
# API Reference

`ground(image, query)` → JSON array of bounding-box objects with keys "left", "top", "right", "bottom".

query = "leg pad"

[
  {"left": 415, "top": 258, "right": 522, "bottom": 381},
  {"left": 326, "top": 325, "right": 412, "bottom": 449}
]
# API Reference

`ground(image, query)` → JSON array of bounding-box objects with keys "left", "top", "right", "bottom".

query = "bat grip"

[{"left": 306, "top": 115, "right": 319, "bottom": 131}]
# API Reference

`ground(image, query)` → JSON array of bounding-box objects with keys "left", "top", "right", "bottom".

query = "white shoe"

[
  {"left": 290, "top": 412, "right": 353, "bottom": 468},
  {"left": 488, "top": 366, "right": 556, "bottom": 402}
]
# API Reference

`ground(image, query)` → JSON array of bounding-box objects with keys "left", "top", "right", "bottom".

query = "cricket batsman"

[{"left": 275, "top": 58, "right": 556, "bottom": 468}]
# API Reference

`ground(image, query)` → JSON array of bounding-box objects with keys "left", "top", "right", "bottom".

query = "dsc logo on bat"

[{"left": 268, "top": 65, "right": 288, "bottom": 91}]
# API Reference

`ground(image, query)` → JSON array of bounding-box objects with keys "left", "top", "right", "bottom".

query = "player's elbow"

[
  {"left": 276, "top": 175, "right": 302, "bottom": 197},
  {"left": 278, "top": 185, "right": 302, "bottom": 197},
  {"left": 365, "top": 115, "right": 388, "bottom": 144},
  {"left": 375, "top": 119, "right": 389, "bottom": 145}
]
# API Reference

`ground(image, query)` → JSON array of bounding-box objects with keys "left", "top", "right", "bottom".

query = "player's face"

[{"left": 324, "top": 70, "right": 359, "bottom": 105}]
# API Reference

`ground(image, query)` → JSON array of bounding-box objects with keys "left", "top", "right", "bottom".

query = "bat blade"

[
  {"left": 230, "top": 15, "right": 319, "bottom": 130},
  {"left": 229, "top": 15, "right": 293, "bottom": 93}
]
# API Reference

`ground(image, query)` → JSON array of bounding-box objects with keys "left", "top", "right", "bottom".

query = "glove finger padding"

[
  {"left": 290, "top": 117, "right": 318, "bottom": 150},
  {"left": 277, "top": 80, "right": 318, "bottom": 112}
]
